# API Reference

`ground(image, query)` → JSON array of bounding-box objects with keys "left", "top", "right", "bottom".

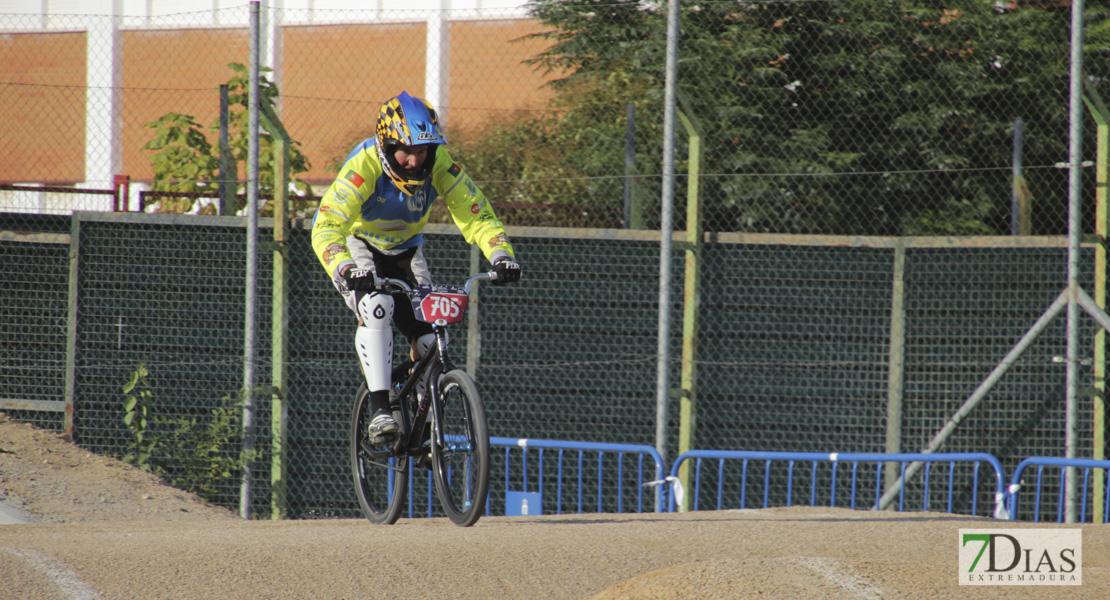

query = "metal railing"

[
  {"left": 1007, "top": 457, "right": 1110, "bottom": 523},
  {"left": 490, "top": 437, "right": 667, "bottom": 515},
  {"left": 668, "top": 450, "right": 1007, "bottom": 518}
]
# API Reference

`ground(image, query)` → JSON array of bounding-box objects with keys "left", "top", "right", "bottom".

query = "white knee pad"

[
  {"left": 355, "top": 293, "right": 394, "bottom": 392},
  {"left": 357, "top": 291, "right": 394, "bottom": 325}
]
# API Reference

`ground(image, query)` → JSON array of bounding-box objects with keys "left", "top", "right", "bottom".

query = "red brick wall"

[
  {"left": 0, "top": 32, "right": 86, "bottom": 183},
  {"left": 1, "top": 18, "right": 559, "bottom": 185},
  {"left": 121, "top": 28, "right": 250, "bottom": 184},
  {"left": 280, "top": 21, "right": 428, "bottom": 183},
  {"left": 449, "top": 19, "right": 559, "bottom": 134}
]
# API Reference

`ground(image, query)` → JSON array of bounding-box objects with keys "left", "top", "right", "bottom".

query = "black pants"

[{"left": 353, "top": 243, "right": 433, "bottom": 344}]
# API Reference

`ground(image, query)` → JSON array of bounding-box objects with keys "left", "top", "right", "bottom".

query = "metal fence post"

[
  {"left": 218, "top": 84, "right": 235, "bottom": 216},
  {"left": 623, "top": 103, "right": 640, "bottom": 230},
  {"left": 467, "top": 244, "right": 482, "bottom": 378},
  {"left": 1084, "top": 82, "right": 1109, "bottom": 523},
  {"left": 1063, "top": 0, "right": 1088, "bottom": 524},
  {"left": 63, "top": 213, "right": 81, "bottom": 440},
  {"left": 654, "top": 0, "right": 681, "bottom": 512},
  {"left": 240, "top": 0, "right": 261, "bottom": 520},
  {"left": 676, "top": 95, "right": 702, "bottom": 513},
  {"left": 884, "top": 239, "right": 906, "bottom": 491},
  {"left": 1011, "top": 118, "right": 1030, "bottom": 236},
  {"left": 260, "top": 100, "right": 292, "bottom": 520}
]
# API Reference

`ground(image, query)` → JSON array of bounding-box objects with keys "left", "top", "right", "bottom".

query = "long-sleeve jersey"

[{"left": 311, "top": 138, "right": 515, "bottom": 278}]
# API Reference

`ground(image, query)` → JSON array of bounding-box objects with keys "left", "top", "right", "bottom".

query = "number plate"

[{"left": 412, "top": 285, "right": 468, "bottom": 325}]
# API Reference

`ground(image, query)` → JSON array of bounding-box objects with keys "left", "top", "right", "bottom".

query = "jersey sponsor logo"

[
  {"left": 406, "top": 188, "right": 428, "bottom": 212},
  {"left": 332, "top": 189, "right": 351, "bottom": 204},
  {"left": 465, "top": 177, "right": 478, "bottom": 196},
  {"left": 487, "top": 232, "right": 509, "bottom": 249},
  {"left": 447, "top": 163, "right": 461, "bottom": 178},
  {"left": 317, "top": 205, "right": 347, "bottom": 221},
  {"left": 322, "top": 242, "right": 347, "bottom": 265},
  {"left": 378, "top": 221, "right": 409, "bottom": 232},
  {"left": 353, "top": 228, "right": 407, "bottom": 247},
  {"left": 470, "top": 203, "right": 480, "bottom": 214},
  {"left": 345, "top": 170, "right": 365, "bottom": 188}
]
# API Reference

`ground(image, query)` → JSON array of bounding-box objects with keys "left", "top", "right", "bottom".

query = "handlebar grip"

[{"left": 377, "top": 277, "right": 413, "bottom": 294}]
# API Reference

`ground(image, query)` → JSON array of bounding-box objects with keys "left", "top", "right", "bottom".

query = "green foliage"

[
  {"left": 121, "top": 364, "right": 156, "bottom": 471},
  {"left": 142, "top": 63, "right": 312, "bottom": 216},
  {"left": 156, "top": 386, "right": 262, "bottom": 498},
  {"left": 449, "top": 69, "right": 662, "bottom": 227},
  {"left": 120, "top": 365, "right": 260, "bottom": 500},
  {"left": 453, "top": 0, "right": 1110, "bottom": 235}
]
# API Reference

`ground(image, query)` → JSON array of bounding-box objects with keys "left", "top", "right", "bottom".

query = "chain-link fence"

[
  {"left": 7, "top": 2, "right": 1097, "bottom": 233},
  {"left": 2, "top": 1, "right": 1108, "bottom": 520},
  {"left": 1, "top": 211, "right": 1099, "bottom": 520}
]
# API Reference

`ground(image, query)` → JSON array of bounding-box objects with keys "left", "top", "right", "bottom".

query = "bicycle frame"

[{"left": 367, "top": 272, "right": 493, "bottom": 466}]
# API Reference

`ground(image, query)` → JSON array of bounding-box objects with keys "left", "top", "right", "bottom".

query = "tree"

[
  {"left": 142, "top": 63, "right": 311, "bottom": 216},
  {"left": 464, "top": 0, "right": 1109, "bottom": 235},
  {"left": 448, "top": 0, "right": 666, "bottom": 228}
]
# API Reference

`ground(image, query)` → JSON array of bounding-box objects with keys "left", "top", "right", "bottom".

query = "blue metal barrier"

[
  {"left": 396, "top": 442, "right": 1107, "bottom": 522},
  {"left": 1006, "top": 457, "right": 1110, "bottom": 523},
  {"left": 490, "top": 437, "right": 667, "bottom": 514},
  {"left": 668, "top": 450, "right": 1006, "bottom": 517}
]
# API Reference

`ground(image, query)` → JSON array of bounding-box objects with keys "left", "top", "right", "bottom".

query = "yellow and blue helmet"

[{"left": 375, "top": 91, "right": 447, "bottom": 195}]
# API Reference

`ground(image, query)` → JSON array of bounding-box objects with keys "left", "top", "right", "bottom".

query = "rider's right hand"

[
  {"left": 341, "top": 266, "right": 378, "bottom": 293},
  {"left": 491, "top": 257, "right": 521, "bottom": 286}
]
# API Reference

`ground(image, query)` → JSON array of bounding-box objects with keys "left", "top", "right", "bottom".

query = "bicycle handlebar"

[{"left": 377, "top": 271, "right": 496, "bottom": 296}]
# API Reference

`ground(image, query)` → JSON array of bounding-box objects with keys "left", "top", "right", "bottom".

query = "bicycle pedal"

[{"left": 369, "top": 431, "right": 399, "bottom": 446}]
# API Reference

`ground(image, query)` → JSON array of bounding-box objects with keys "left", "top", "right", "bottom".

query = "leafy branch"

[
  {"left": 120, "top": 365, "right": 261, "bottom": 500},
  {"left": 142, "top": 63, "right": 312, "bottom": 216}
]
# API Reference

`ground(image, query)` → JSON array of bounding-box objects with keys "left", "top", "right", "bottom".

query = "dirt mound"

[{"left": 0, "top": 412, "right": 237, "bottom": 523}]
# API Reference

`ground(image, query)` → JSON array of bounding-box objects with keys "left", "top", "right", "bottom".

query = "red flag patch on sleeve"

[
  {"left": 447, "top": 163, "right": 461, "bottom": 178},
  {"left": 345, "top": 170, "right": 365, "bottom": 188}
]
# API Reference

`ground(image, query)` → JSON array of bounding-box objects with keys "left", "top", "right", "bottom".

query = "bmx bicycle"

[{"left": 350, "top": 271, "right": 494, "bottom": 527}]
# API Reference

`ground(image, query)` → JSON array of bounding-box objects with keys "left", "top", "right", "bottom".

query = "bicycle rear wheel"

[
  {"left": 351, "top": 382, "right": 408, "bottom": 524},
  {"left": 430, "top": 370, "right": 490, "bottom": 527}
]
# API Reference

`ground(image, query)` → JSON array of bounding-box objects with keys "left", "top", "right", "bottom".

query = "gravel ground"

[
  {"left": 0, "top": 413, "right": 238, "bottom": 524},
  {"left": 2, "top": 412, "right": 1108, "bottom": 600}
]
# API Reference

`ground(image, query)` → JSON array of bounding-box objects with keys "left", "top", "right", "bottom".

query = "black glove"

[
  {"left": 341, "top": 267, "right": 378, "bottom": 293},
  {"left": 492, "top": 257, "right": 521, "bottom": 286}
]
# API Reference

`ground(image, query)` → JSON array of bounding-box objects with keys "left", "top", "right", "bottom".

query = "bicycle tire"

[
  {"left": 350, "top": 382, "right": 408, "bottom": 524},
  {"left": 430, "top": 369, "right": 490, "bottom": 527}
]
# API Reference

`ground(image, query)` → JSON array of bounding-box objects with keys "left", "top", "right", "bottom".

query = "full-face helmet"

[{"left": 375, "top": 91, "right": 447, "bottom": 195}]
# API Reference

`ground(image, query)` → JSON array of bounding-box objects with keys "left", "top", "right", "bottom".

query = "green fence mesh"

[{"left": 2, "top": 211, "right": 1104, "bottom": 521}]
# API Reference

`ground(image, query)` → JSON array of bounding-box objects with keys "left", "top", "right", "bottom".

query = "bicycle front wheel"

[
  {"left": 430, "top": 369, "right": 490, "bottom": 527},
  {"left": 351, "top": 382, "right": 408, "bottom": 524}
]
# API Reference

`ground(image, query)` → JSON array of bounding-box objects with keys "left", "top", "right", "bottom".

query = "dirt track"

[
  {"left": 2, "top": 414, "right": 1109, "bottom": 599},
  {"left": 1, "top": 509, "right": 1108, "bottom": 600}
]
